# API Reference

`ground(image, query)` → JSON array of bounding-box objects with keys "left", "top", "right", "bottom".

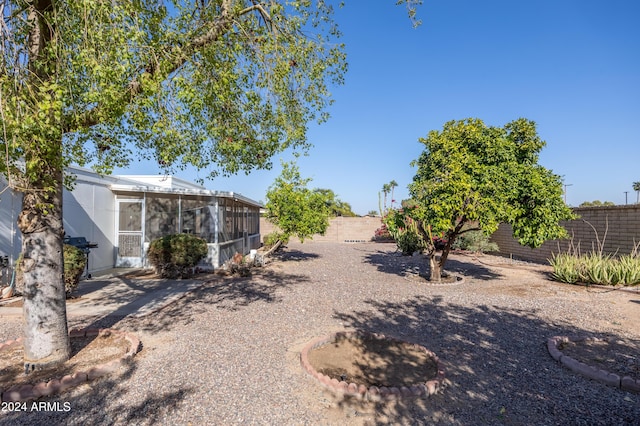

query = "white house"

[{"left": 0, "top": 166, "right": 262, "bottom": 275}]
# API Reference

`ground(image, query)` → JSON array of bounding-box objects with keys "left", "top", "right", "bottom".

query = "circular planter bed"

[
  {"left": 0, "top": 328, "right": 141, "bottom": 402},
  {"left": 301, "top": 331, "right": 445, "bottom": 401},
  {"left": 547, "top": 336, "right": 640, "bottom": 393}
]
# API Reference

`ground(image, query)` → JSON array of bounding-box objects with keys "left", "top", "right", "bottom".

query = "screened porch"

[{"left": 113, "top": 188, "right": 261, "bottom": 268}]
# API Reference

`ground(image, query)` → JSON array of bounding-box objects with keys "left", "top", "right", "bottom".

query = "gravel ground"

[{"left": 1, "top": 241, "right": 639, "bottom": 425}]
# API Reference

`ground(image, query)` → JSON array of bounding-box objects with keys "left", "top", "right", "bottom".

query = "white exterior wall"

[
  {"left": 63, "top": 175, "right": 116, "bottom": 274},
  {"left": 0, "top": 168, "right": 117, "bottom": 275},
  {"left": 0, "top": 167, "right": 261, "bottom": 274},
  {"left": 0, "top": 186, "right": 22, "bottom": 265}
]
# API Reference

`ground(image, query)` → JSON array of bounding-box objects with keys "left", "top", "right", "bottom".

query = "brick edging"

[
  {"left": 547, "top": 336, "right": 640, "bottom": 393},
  {"left": 0, "top": 328, "right": 141, "bottom": 402},
  {"left": 300, "top": 331, "right": 446, "bottom": 401},
  {"left": 406, "top": 274, "right": 465, "bottom": 286}
]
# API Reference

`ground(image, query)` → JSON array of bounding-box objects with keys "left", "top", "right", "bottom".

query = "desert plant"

[
  {"left": 451, "top": 230, "right": 499, "bottom": 253},
  {"left": 395, "top": 226, "right": 424, "bottom": 256},
  {"left": 383, "top": 209, "right": 427, "bottom": 255},
  {"left": 148, "top": 234, "right": 208, "bottom": 279},
  {"left": 580, "top": 252, "right": 614, "bottom": 285},
  {"left": 613, "top": 255, "right": 640, "bottom": 285},
  {"left": 549, "top": 236, "right": 640, "bottom": 286},
  {"left": 549, "top": 253, "right": 581, "bottom": 284}
]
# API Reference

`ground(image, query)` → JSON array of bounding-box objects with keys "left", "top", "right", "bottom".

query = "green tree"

[
  {"left": 314, "top": 188, "right": 356, "bottom": 217},
  {"left": 407, "top": 118, "right": 575, "bottom": 281},
  {"left": 0, "top": 0, "right": 351, "bottom": 370},
  {"left": 1, "top": 0, "right": 420, "bottom": 369},
  {"left": 579, "top": 200, "right": 615, "bottom": 207},
  {"left": 633, "top": 181, "right": 640, "bottom": 204},
  {"left": 265, "top": 162, "right": 331, "bottom": 243}
]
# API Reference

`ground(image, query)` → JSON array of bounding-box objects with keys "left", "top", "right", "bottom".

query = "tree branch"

[
  {"left": 458, "top": 226, "right": 481, "bottom": 235},
  {"left": 239, "top": 3, "right": 272, "bottom": 25},
  {"left": 64, "top": 0, "right": 247, "bottom": 132}
]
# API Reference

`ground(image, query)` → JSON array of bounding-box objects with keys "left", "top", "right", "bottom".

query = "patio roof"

[
  {"left": 66, "top": 166, "right": 263, "bottom": 208},
  {"left": 109, "top": 181, "right": 262, "bottom": 208}
]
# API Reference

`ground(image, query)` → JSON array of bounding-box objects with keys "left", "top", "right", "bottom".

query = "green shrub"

[
  {"left": 383, "top": 209, "right": 426, "bottom": 255},
  {"left": 263, "top": 231, "right": 288, "bottom": 249},
  {"left": 148, "top": 234, "right": 208, "bottom": 279},
  {"left": 394, "top": 227, "right": 424, "bottom": 255},
  {"left": 63, "top": 244, "right": 87, "bottom": 295},
  {"left": 15, "top": 244, "right": 87, "bottom": 297},
  {"left": 451, "top": 230, "right": 499, "bottom": 253}
]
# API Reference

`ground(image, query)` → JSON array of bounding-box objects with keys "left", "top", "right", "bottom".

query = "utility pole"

[
  {"left": 624, "top": 191, "right": 629, "bottom": 205},
  {"left": 563, "top": 183, "right": 573, "bottom": 205}
]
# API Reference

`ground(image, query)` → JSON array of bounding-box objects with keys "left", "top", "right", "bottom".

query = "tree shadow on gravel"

[
  {"left": 270, "top": 248, "right": 320, "bottom": 262},
  {"left": 329, "top": 296, "right": 640, "bottom": 425},
  {"left": 0, "top": 357, "right": 194, "bottom": 426},
  {"left": 363, "top": 251, "right": 502, "bottom": 281},
  {"left": 70, "top": 269, "right": 310, "bottom": 334},
  {"left": 193, "top": 269, "right": 311, "bottom": 312}
]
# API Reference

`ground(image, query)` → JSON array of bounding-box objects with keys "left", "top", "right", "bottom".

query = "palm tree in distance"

[
  {"left": 633, "top": 181, "right": 640, "bottom": 204},
  {"left": 389, "top": 180, "right": 398, "bottom": 209},
  {"left": 381, "top": 183, "right": 391, "bottom": 213}
]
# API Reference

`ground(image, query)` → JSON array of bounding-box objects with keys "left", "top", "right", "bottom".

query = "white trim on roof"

[{"left": 66, "top": 165, "right": 263, "bottom": 208}]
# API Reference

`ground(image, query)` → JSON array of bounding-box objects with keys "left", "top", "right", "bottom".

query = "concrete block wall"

[
  {"left": 490, "top": 205, "right": 640, "bottom": 264},
  {"left": 260, "top": 216, "right": 382, "bottom": 243}
]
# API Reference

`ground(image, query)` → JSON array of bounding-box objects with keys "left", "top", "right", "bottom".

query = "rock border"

[
  {"left": 547, "top": 336, "right": 640, "bottom": 393},
  {"left": 405, "top": 273, "right": 465, "bottom": 286},
  {"left": 300, "top": 331, "right": 446, "bottom": 401},
  {"left": 0, "top": 328, "right": 141, "bottom": 402}
]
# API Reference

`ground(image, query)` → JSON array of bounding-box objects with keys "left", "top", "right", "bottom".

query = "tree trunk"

[
  {"left": 17, "top": 0, "right": 70, "bottom": 371},
  {"left": 428, "top": 252, "right": 442, "bottom": 281},
  {"left": 18, "top": 170, "right": 70, "bottom": 371}
]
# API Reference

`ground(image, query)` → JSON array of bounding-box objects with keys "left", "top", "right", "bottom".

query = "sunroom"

[{"left": 111, "top": 180, "right": 261, "bottom": 269}]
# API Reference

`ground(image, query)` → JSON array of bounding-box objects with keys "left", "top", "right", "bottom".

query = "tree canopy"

[
  {"left": 579, "top": 200, "right": 615, "bottom": 207},
  {"left": 1, "top": 0, "right": 348, "bottom": 185},
  {"left": 265, "top": 162, "right": 331, "bottom": 243},
  {"left": 0, "top": 0, "right": 423, "bottom": 369},
  {"left": 0, "top": 0, "right": 347, "bottom": 369},
  {"left": 404, "top": 118, "right": 575, "bottom": 281},
  {"left": 313, "top": 188, "right": 357, "bottom": 217}
]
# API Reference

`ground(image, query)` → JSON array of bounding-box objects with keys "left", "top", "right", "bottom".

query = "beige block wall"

[
  {"left": 260, "top": 216, "right": 383, "bottom": 243},
  {"left": 490, "top": 205, "right": 640, "bottom": 264}
]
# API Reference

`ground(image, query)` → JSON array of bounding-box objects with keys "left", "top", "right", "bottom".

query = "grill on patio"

[{"left": 64, "top": 236, "right": 98, "bottom": 278}]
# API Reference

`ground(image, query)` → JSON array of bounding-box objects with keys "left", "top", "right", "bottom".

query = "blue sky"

[{"left": 116, "top": 0, "right": 640, "bottom": 214}]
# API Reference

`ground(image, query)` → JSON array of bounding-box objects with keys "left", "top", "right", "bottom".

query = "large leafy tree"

[
  {"left": 314, "top": 188, "right": 356, "bottom": 217},
  {"left": 2, "top": 0, "right": 421, "bottom": 370},
  {"left": 265, "top": 162, "right": 331, "bottom": 243},
  {"left": 0, "top": 0, "right": 426, "bottom": 370},
  {"left": 579, "top": 200, "right": 615, "bottom": 207},
  {"left": 407, "top": 118, "right": 575, "bottom": 281}
]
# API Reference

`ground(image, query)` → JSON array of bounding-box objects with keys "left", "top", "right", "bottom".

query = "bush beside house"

[
  {"left": 63, "top": 244, "right": 87, "bottom": 295},
  {"left": 14, "top": 244, "right": 87, "bottom": 297},
  {"left": 148, "top": 234, "right": 208, "bottom": 279}
]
